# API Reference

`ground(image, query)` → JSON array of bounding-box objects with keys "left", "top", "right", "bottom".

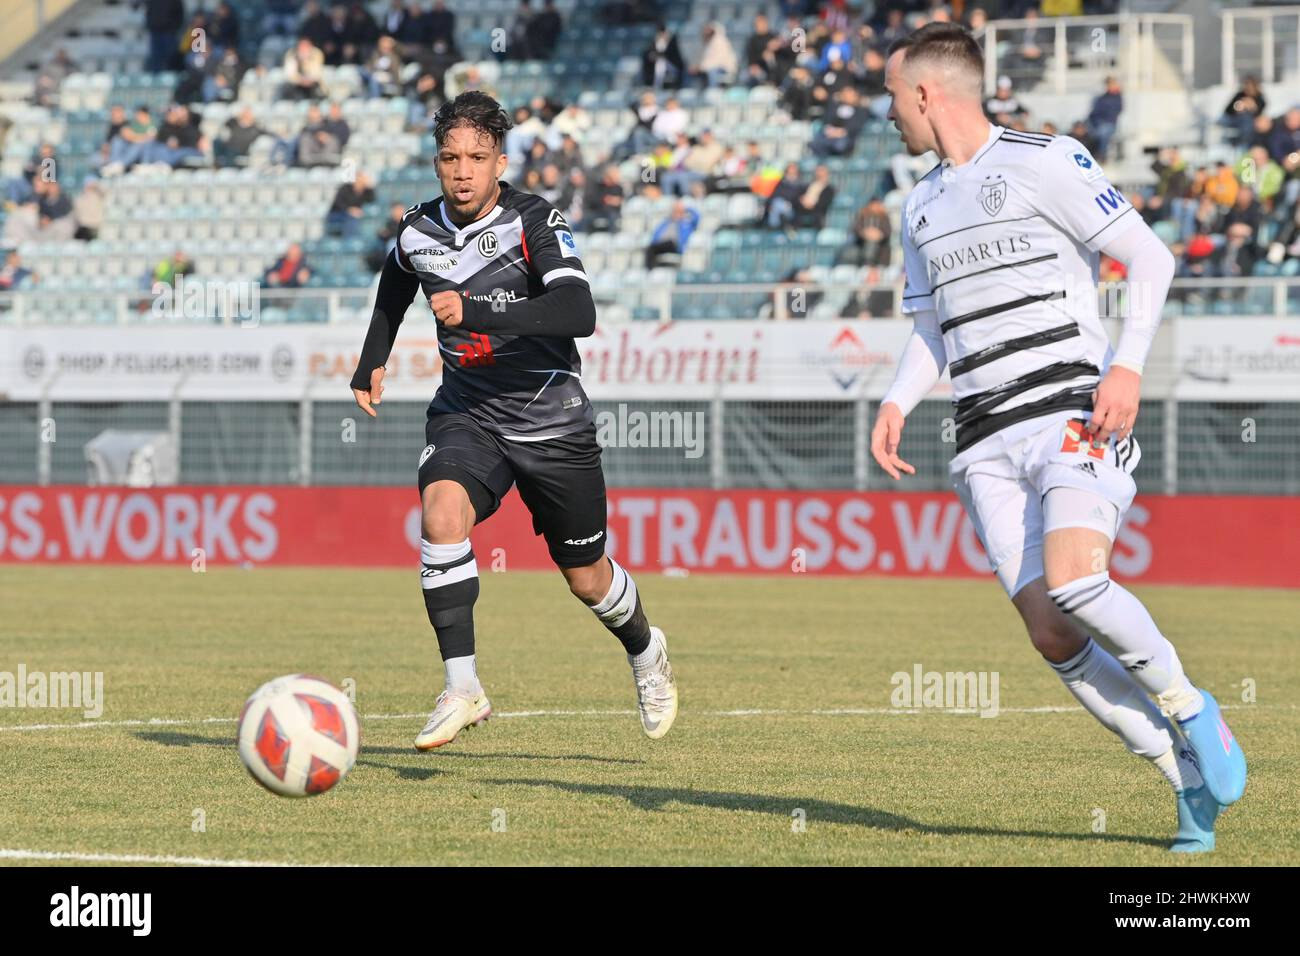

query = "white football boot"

[
  {"left": 414, "top": 689, "right": 492, "bottom": 750},
  {"left": 631, "top": 627, "right": 678, "bottom": 740}
]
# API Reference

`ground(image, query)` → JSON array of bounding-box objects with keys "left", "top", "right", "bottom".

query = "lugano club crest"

[{"left": 477, "top": 230, "right": 499, "bottom": 258}]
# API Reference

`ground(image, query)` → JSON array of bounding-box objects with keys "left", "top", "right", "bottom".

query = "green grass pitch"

[{"left": 1, "top": 566, "right": 1295, "bottom": 866}]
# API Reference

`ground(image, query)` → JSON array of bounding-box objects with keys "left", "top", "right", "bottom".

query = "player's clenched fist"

[
  {"left": 429, "top": 290, "right": 463, "bottom": 327},
  {"left": 870, "top": 401, "right": 916, "bottom": 481},
  {"left": 352, "top": 366, "right": 385, "bottom": 418}
]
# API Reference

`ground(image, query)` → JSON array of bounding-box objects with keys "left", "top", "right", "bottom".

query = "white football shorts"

[{"left": 952, "top": 411, "right": 1141, "bottom": 597}]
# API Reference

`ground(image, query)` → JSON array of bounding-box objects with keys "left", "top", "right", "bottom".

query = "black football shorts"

[{"left": 418, "top": 411, "right": 608, "bottom": 568}]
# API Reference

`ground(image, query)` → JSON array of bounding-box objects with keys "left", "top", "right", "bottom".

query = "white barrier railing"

[
  {"left": 0, "top": 277, "right": 1298, "bottom": 327},
  {"left": 981, "top": 13, "right": 1195, "bottom": 95},
  {"left": 1221, "top": 5, "right": 1300, "bottom": 87}
]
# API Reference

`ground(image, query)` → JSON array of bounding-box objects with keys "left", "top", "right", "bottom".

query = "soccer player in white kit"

[{"left": 872, "top": 23, "right": 1246, "bottom": 852}]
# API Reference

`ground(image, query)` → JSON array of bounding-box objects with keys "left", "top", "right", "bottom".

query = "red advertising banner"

[{"left": 1, "top": 487, "right": 1296, "bottom": 587}]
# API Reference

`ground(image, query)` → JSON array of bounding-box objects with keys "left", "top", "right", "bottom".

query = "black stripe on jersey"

[
  {"left": 940, "top": 289, "right": 1066, "bottom": 332},
  {"left": 954, "top": 359, "right": 1099, "bottom": 428},
  {"left": 1003, "top": 129, "right": 1053, "bottom": 141},
  {"left": 949, "top": 322, "right": 1081, "bottom": 378},
  {"left": 1084, "top": 205, "right": 1136, "bottom": 245},
  {"left": 916, "top": 216, "right": 1040, "bottom": 251},
  {"left": 956, "top": 384, "right": 1096, "bottom": 453},
  {"left": 999, "top": 134, "right": 1051, "bottom": 148},
  {"left": 930, "top": 252, "right": 1059, "bottom": 292},
  {"left": 972, "top": 128, "right": 1005, "bottom": 164}
]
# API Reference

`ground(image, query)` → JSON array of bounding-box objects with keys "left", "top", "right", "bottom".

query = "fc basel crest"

[
  {"left": 477, "top": 230, "right": 499, "bottom": 258},
  {"left": 977, "top": 177, "right": 1006, "bottom": 217}
]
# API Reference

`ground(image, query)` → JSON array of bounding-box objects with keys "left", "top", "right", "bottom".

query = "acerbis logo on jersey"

[{"left": 419, "top": 444, "right": 436, "bottom": 467}]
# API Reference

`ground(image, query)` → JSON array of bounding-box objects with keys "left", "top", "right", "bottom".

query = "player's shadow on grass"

[
  {"left": 134, "top": 731, "right": 444, "bottom": 782},
  {"left": 366, "top": 746, "right": 644, "bottom": 764},
  {"left": 488, "top": 778, "right": 1168, "bottom": 849}
]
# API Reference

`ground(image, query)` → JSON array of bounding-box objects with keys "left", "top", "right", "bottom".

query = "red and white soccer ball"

[{"left": 237, "top": 674, "right": 360, "bottom": 797}]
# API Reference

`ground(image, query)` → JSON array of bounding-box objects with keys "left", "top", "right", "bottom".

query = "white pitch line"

[
  {"left": 0, "top": 848, "right": 357, "bottom": 868},
  {"left": 0, "top": 702, "right": 1260, "bottom": 734}
]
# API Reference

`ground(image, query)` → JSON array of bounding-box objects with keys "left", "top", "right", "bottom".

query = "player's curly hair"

[{"left": 432, "top": 92, "right": 514, "bottom": 150}]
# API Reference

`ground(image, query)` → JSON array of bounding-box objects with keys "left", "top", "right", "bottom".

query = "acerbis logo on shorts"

[
  {"left": 419, "top": 444, "right": 436, "bottom": 467},
  {"left": 563, "top": 531, "right": 604, "bottom": 546}
]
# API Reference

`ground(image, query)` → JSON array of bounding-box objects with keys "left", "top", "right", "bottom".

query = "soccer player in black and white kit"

[
  {"left": 873, "top": 25, "right": 1246, "bottom": 851},
  {"left": 350, "top": 93, "right": 677, "bottom": 749}
]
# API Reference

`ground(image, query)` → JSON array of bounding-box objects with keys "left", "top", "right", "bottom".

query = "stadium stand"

[{"left": 0, "top": 0, "right": 1296, "bottom": 327}]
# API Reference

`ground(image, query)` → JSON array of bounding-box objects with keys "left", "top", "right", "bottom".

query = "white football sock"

[
  {"left": 1047, "top": 637, "right": 1174, "bottom": 758},
  {"left": 1153, "top": 746, "right": 1206, "bottom": 794},
  {"left": 592, "top": 557, "right": 638, "bottom": 627},
  {"left": 1047, "top": 572, "right": 1202, "bottom": 717},
  {"left": 629, "top": 636, "right": 663, "bottom": 677},
  {"left": 443, "top": 655, "right": 481, "bottom": 695}
]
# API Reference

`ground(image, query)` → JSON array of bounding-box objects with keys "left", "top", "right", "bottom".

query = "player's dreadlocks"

[{"left": 432, "top": 91, "right": 514, "bottom": 150}]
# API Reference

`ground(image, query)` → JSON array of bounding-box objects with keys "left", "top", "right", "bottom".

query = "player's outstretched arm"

[
  {"left": 350, "top": 249, "right": 420, "bottom": 417},
  {"left": 429, "top": 282, "right": 597, "bottom": 338},
  {"left": 1090, "top": 223, "right": 1175, "bottom": 443},
  {"left": 872, "top": 307, "right": 946, "bottom": 480}
]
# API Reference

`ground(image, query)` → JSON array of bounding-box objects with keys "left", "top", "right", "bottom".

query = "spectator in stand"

[
  {"left": 505, "top": 0, "right": 536, "bottom": 60},
  {"left": 688, "top": 22, "right": 738, "bottom": 88},
  {"left": 326, "top": 170, "right": 376, "bottom": 238},
  {"left": 1274, "top": 203, "right": 1300, "bottom": 265},
  {"left": 1016, "top": 7, "right": 1046, "bottom": 80},
  {"left": 324, "top": 101, "right": 352, "bottom": 150},
  {"left": 1237, "top": 145, "right": 1284, "bottom": 206},
  {"left": 984, "top": 76, "right": 1027, "bottom": 125},
  {"left": 560, "top": 168, "right": 587, "bottom": 230},
  {"left": 32, "top": 178, "right": 72, "bottom": 236},
  {"left": 264, "top": 243, "right": 313, "bottom": 289},
  {"left": 1152, "top": 147, "right": 1190, "bottom": 202},
  {"left": 809, "top": 57, "right": 853, "bottom": 120},
  {"left": 282, "top": 38, "right": 326, "bottom": 101},
  {"left": 837, "top": 195, "right": 891, "bottom": 267},
  {"left": 149, "top": 249, "right": 194, "bottom": 291},
  {"left": 362, "top": 34, "right": 404, "bottom": 98},
  {"left": 101, "top": 105, "right": 157, "bottom": 175},
  {"left": 405, "top": 71, "right": 444, "bottom": 131},
  {"left": 346, "top": 2, "right": 381, "bottom": 58},
  {"left": 663, "top": 129, "right": 724, "bottom": 197},
  {"left": 144, "top": 103, "right": 207, "bottom": 168},
  {"left": 1087, "top": 76, "right": 1124, "bottom": 160},
  {"left": 651, "top": 96, "right": 689, "bottom": 143},
  {"left": 585, "top": 164, "right": 625, "bottom": 232},
  {"left": 300, "top": 1, "right": 332, "bottom": 47},
  {"left": 1266, "top": 107, "right": 1300, "bottom": 207},
  {"left": 763, "top": 267, "right": 823, "bottom": 319},
  {"left": 645, "top": 199, "right": 700, "bottom": 269},
  {"left": 427, "top": 0, "right": 458, "bottom": 56},
  {"left": 742, "top": 13, "right": 776, "bottom": 87},
  {"left": 550, "top": 102, "right": 592, "bottom": 147},
  {"left": 144, "top": 0, "right": 185, "bottom": 73},
  {"left": 1068, "top": 119, "right": 1097, "bottom": 156},
  {"left": 73, "top": 177, "right": 105, "bottom": 240},
  {"left": 293, "top": 103, "right": 343, "bottom": 167},
  {"left": 205, "top": 47, "right": 246, "bottom": 103},
  {"left": 216, "top": 105, "right": 268, "bottom": 167},
  {"left": 839, "top": 267, "right": 895, "bottom": 319},
  {"left": 1221, "top": 186, "right": 1262, "bottom": 238},
  {"left": 208, "top": 1, "right": 241, "bottom": 54},
  {"left": 764, "top": 162, "right": 805, "bottom": 230},
  {"left": 263, "top": 0, "right": 300, "bottom": 40},
  {"left": 319, "top": 5, "right": 352, "bottom": 66},
  {"left": 642, "top": 23, "right": 684, "bottom": 89},
  {"left": 367, "top": 201, "right": 408, "bottom": 271},
  {"left": 1222, "top": 76, "right": 1266, "bottom": 146},
  {"left": 1204, "top": 161, "right": 1239, "bottom": 209},
  {"left": 529, "top": 1, "right": 564, "bottom": 60},
  {"left": 34, "top": 47, "right": 77, "bottom": 108},
  {"left": 812, "top": 86, "right": 868, "bottom": 157},
  {"left": 779, "top": 65, "right": 815, "bottom": 121},
  {"left": 380, "top": 0, "right": 413, "bottom": 40},
  {"left": 0, "top": 250, "right": 34, "bottom": 290},
  {"left": 817, "top": 28, "right": 853, "bottom": 72},
  {"left": 855, "top": 47, "right": 888, "bottom": 113},
  {"left": 795, "top": 164, "right": 836, "bottom": 229}
]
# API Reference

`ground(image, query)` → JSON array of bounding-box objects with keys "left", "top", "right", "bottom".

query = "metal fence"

[{"left": 2, "top": 397, "right": 1298, "bottom": 496}]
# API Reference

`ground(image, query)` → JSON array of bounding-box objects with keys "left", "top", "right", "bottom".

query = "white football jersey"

[{"left": 900, "top": 125, "right": 1143, "bottom": 463}]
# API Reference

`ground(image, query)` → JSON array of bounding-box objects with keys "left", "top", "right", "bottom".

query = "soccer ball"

[{"left": 237, "top": 674, "right": 360, "bottom": 797}]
